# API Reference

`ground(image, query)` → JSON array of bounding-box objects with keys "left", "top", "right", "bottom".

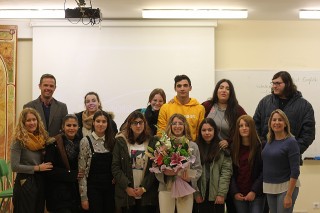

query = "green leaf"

[
  {"left": 180, "top": 149, "right": 188, "bottom": 157},
  {"left": 147, "top": 146, "right": 154, "bottom": 153},
  {"left": 163, "top": 156, "right": 171, "bottom": 166}
]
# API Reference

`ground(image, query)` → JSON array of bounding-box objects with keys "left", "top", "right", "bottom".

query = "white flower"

[{"left": 165, "top": 139, "right": 172, "bottom": 149}]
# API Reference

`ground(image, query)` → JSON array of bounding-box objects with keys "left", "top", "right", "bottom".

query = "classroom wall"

[
  {"left": 16, "top": 39, "right": 32, "bottom": 116},
  {"left": 15, "top": 20, "right": 320, "bottom": 212},
  {"left": 215, "top": 20, "right": 320, "bottom": 70}
]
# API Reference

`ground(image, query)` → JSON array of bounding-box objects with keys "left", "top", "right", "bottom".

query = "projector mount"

[{"left": 65, "top": 0, "right": 101, "bottom": 25}]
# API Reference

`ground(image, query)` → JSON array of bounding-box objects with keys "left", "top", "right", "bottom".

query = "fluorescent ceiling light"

[
  {"left": 142, "top": 9, "right": 248, "bottom": 19},
  {"left": 0, "top": 9, "right": 65, "bottom": 18},
  {"left": 299, "top": 10, "right": 320, "bottom": 19}
]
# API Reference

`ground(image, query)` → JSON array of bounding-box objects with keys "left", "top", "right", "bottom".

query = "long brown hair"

[
  {"left": 211, "top": 79, "right": 240, "bottom": 138},
  {"left": 197, "top": 118, "right": 220, "bottom": 164},
  {"left": 92, "top": 111, "right": 115, "bottom": 151},
  {"left": 232, "top": 115, "right": 261, "bottom": 168},
  {"left": 124, "top": 111, "right": 150, "bottom": 144}
]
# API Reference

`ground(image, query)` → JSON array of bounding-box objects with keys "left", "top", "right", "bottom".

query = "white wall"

[{"left": 215, "top": 20, "right": 320, "bottom": 70}]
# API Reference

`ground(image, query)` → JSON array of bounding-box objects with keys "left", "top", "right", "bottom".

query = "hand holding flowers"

[
  {"left": 145, "top": 130, "right": 196, "bottom": 198},
  {"left": 145, "top": 131, "right": 195, "bottom": 173}
]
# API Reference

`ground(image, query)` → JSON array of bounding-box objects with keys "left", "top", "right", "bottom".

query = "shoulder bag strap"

[
  {"left": 86, "top": 135, "right": 95, "bottom": 154},
  {"left": 54, "top": 134, "right": 71, "bottom": 171}
]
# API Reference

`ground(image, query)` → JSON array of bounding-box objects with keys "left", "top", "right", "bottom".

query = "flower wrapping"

[
  {"left": 171, "top": 176, "right": 195, "bottom": 198},
  {"left": 145, "top": 130, "right": 196, "bottom": 197}
]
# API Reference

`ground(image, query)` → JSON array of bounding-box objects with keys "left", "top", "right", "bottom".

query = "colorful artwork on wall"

[{"left": 0, "top": 25, "right": 17, "bottom": 161}]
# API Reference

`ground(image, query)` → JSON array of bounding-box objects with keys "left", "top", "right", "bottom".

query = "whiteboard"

[
  {"left": 32, "top": 25, "right": 215, "bottom": 130},
  {"left": 216, "top": 70, "right": 319, "bottom": 158}
]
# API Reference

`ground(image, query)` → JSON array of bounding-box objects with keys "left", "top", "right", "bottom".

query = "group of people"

[{"left": 10, "top": 71, "right": 315, "bottom": 213}]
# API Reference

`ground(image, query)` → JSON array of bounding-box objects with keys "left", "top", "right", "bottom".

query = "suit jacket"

[{"left": 24, "top": 96, "right": 68, "bottom": 136}]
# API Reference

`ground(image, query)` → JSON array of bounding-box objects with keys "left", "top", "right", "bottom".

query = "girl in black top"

[
  {"left": 78, "top": 111, "right": 116, "bottom": 213},
  {"left": 120, "top": 88, "right": 166, "bottom": 135},
  {"left": 45, "top": 114, "right": 83, "bottom": 212}
]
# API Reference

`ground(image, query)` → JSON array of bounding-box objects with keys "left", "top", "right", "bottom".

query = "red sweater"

[{"left": 237, "top": 145, "right": 252, "bottom": 195}]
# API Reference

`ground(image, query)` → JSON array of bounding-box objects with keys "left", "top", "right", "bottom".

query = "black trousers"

[
  {"left": 13, "top": 173, "right": 45, "bottom": 213},
  {"left": 193, "top": 201, "right": 224, "bottom": 213},
  {"left": 225, "top": 193, "right": 237, "bottom": 213},
  {"left": 192, "top": 184, "right": 225, "bottom": 213},
  {"left": 87, "top": 180, "right": 114, "bottom": 213}
]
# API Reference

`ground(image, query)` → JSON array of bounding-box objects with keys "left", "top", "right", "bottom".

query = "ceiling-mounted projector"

[{"left": 65, "top": 7, "right": 101, "bottom": 19}]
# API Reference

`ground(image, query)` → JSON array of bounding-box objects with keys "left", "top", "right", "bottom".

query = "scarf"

[
  {"left": 24, "top": 132, "right": 45, "bottom": 151},
  {"left": 82, "top": 110, "right": 94, "bottom": 130}
]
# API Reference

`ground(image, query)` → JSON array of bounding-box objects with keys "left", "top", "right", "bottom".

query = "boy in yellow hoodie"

[{"left": 157, "top": 74, "right": 205, "bottom": 141}]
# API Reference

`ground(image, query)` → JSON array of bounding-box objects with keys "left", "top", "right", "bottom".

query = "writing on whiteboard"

[
  {"left": 293, "top": 76, "right": 318, "bottom": 85},
  {"left": 256, "top": 84, "right": 271, "bottom": 95}
]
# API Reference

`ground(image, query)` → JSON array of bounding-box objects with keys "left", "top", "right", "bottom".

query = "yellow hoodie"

[{"left": 157, "top": 96, "right": 205, "bottom": 141}]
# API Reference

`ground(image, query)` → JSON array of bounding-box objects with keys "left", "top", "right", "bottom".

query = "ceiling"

[{"left": 1, "top": 0, "right": 320, "bottom": 20}]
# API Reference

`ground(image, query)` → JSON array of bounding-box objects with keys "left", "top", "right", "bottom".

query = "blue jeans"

[
  {"left": 266, "top": 187, "right": 299, "bottom": 213},
  {"left": 233, "top": 195, "right": 266, "bottom": 213}
]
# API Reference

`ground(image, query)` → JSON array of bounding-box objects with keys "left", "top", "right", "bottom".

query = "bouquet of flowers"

[{"left": 145, "top": 130, "right": 196, "bottom": 198}]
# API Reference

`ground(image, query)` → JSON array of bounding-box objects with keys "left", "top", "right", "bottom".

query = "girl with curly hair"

[{"left": 11, "top": 108, "right": 53, "bottom": 213}]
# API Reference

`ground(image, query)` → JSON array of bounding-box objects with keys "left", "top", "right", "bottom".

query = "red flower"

[
  {"left": 152, "top": 151, "right": 164, "bottom": 166},
  {"left": 156, "top": 154, "right": 164, "bottom": 166}
]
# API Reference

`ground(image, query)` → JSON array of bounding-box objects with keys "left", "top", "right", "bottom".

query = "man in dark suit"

[{"left": 24, "top": 73, "right": 68, "bottom": 136}]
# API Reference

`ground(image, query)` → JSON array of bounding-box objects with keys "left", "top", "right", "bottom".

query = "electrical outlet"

[{"left": 313, "top": 201, "right": 320, "bottom": 209}]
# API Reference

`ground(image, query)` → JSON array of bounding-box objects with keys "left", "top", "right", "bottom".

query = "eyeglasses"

[
  {"left": 270, "top": 81, "right": 284, "bottom": 86},
  {"left": 171, "top": 122, "right": 184, "bottom": 126},
  {"left": 131, "top": 121, "right": 144, "bottom": 126}
]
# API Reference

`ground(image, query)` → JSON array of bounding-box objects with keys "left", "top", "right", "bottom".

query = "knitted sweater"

[{"left": 262, "top": 137, "right": 300, "bottom": 183}]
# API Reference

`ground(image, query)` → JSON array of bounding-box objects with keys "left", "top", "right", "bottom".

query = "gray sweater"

[{"left": 11, "top": 141, "right": 43, "bottom": 174}]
